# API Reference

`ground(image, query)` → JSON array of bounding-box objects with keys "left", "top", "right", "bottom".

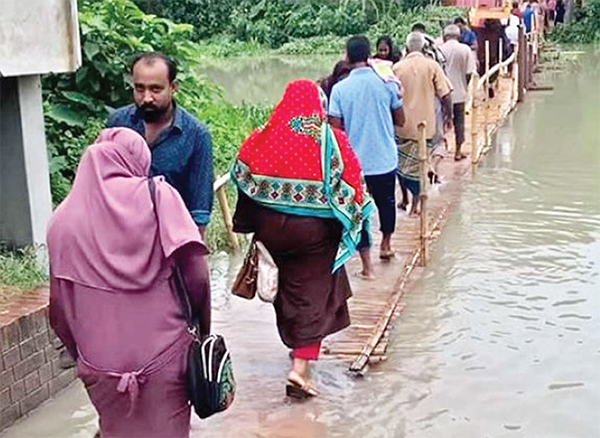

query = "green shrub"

[
  {"left": 134, "top": 0, "right": 238, "bottom": 40},
  {"left": 276, "top": 35, "right": 346, "bottom": 55},
  {"left": 552, "top": 0, "right": 600, "bottom": 44},
  {"left": 0, "top": 246, "right": 48, "bottom": 298}
]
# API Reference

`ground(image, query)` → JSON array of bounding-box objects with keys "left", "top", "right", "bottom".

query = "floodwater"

[
  {"left": 3, "top": 54, "right": 600, "bottom": 437},
  {"left": 199, "top": 55, "right": 339, "bottom": 104}
]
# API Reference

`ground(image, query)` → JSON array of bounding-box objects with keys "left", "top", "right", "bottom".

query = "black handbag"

[{"left": 148, "top": 178, "right": 235, "bottom": 419}]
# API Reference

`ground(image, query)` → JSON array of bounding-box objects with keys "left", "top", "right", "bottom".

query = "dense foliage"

[
  {"left": 552, "top": 0, "right": 600, "bottom": 44},
  {"left": 134, "top": 0, "right": 451, "bottom": 48}
]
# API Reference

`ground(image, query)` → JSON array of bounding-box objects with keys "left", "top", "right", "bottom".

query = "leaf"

[
  {"left": 83, "top": 41, "right": 100, "bottom": 60},
  {"left": 47, "top": 104, "right": 87, "bottom": 127},
  {"left": 75, "top": 66, "right": 90, "bottom": 86},
  {"left": 61, "top": 91, "right": 97, "bottom": 108}
]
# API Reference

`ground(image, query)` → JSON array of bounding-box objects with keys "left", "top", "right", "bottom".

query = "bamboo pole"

[
  {"left": 511, "top": 42, "right": 518, "bottom": 107},
  {"left": 499, "top": 38, "right": 504, "bottom": 76},
  {"left": 417, "top": 122, "right": 427, "bottom": 267},
  {"left": 517, "top": 26, "right": 526, "bottom": 102},
  {"left": 348, "top": 205, "right": 449, "bottom": 374},
  {"left": 470, "top": 73, "right": 479, "bottom": 166},
  {"left": 484, "top": 40, "right": 490, "bottom": 148},
  {"left": 215, "top": 182, "right": 240, "bottom": 254}
]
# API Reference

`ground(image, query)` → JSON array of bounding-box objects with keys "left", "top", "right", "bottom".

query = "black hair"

[
  {"left": 346, "top": 35, "right": 370, "bottom": 64},
  {"left": 411, "top": 22, "right": 427, "bottom": 32},
  {"left": 454, "top": 16, "right": 467, "bottom": 25},
  {"left": 131, "top": 52, "right": 178, "bottom": 82},
  {"left": 375, "top": 35, "right": 400, "bottom": 63},
  {"left": 331, "top": 60, "right": 351, "bottom": 82}
]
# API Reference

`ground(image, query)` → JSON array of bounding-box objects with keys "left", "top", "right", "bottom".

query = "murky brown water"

[{"left": 3, "top": 53, "right": 599, "bottom": 438}]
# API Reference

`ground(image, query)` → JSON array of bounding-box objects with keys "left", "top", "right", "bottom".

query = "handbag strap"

[{"left": 147, "top": 177, "right": 196, "bottom": 330}]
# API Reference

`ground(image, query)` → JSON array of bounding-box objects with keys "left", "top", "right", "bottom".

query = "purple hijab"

[{"left": 47, "top": 127, "right": 206, "bottom": 292}]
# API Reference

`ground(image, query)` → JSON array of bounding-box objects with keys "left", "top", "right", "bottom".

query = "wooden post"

[
  {"left": 511, "top": 43, "right": 518, "bottom": 107},
  {"left": 470, "top": 73, "right": 479, "bottom": 166},
  {"left": 517, "top": 26, "right": 526, "bottom": 102},
  {"left": 214, "top": 178, "right": 240, "bottom": 254},
  {"left": 484, "top": 40, "right": 490, "bottom": 148},
  {"left": 417, "top": 122, "right": 427, "bottom": 267},
  {"left": 499, "top": 38, "right": 504, "bottom": 76},
  {"left": 527, "top": 42, "right": 532, "bottom": 88}
]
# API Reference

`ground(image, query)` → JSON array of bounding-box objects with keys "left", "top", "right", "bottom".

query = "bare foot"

[{"left": 354, "top": 270, "right": 376, "bottom": 280}]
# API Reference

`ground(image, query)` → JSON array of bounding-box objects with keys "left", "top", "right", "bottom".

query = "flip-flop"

[{"left": 286, "top": 372, "right": 318, "bottom": 399}]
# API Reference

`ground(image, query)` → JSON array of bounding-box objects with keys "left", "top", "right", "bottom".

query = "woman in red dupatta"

[{"left": 232, "top": 80, "right": 373, "bottom": 398}]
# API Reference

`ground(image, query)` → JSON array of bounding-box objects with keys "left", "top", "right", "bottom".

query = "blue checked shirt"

[{"left": 107, "top": 104, "right": 214, "bottom": 226}]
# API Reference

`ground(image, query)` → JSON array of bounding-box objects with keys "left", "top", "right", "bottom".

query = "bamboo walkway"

[{"left": 320, "top": 74, "right": 516, "bottom": 372}]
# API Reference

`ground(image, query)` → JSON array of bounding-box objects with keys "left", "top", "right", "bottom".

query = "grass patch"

[{"left": 0, "top": 246, "right": 48, "bottom": 304}]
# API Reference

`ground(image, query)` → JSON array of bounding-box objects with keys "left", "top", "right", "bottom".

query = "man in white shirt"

[{"left": 439, "top": 25, "right": 476, "bottom": 161}]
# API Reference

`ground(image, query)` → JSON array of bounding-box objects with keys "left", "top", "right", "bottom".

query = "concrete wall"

[{"left": 0, "top": 0, "right": 81, "bottom": 77}]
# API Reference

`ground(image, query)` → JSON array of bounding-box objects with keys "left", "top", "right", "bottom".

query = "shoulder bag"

[{"left": 148, "top": 177, "right": 235, "bottom": 419}]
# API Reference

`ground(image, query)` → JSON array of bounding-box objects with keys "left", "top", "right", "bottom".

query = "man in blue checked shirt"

[{"left": 108, "top": 52, "right": 213, "bottom": 235}]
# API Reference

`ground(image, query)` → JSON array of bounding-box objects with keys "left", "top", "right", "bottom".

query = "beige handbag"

[{"left": 255, "top": 241, "right": 278, "bottom": 303}]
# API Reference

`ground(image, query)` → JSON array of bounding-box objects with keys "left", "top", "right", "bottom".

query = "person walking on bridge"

[
  {"left": 393, "top": 32, "right": 452, "bottom": 215},
  {"left": 328, "top": 35, "right": 405, "bottom": 277},
  {"left": 107, "top": 52, "right": 214, "bottom": 237},
  {"left": 440, "top": 24, "right": 476, "bottom": 161},
  {"left": 232, "top": 80, "right": 373, "bottom": 398},
  {"left": 47, "top": 127, "right": 211, "bottom": 438}
]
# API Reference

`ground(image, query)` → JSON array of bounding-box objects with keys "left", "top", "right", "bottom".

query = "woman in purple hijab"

[{"left": 47, "top": 127, "right": 210, "bottom": 438}]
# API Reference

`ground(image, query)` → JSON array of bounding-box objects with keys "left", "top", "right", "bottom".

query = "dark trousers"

[
  {"left": 358, "top": 170, "right": 396, "bottom": 249},
  {"left": 453, "top": 102, "right": 466, "bottom": 151}
]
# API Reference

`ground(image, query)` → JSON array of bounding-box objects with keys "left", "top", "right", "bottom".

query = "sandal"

[{"left": 286, "top": 371, "right": 318, "bottom": 399}]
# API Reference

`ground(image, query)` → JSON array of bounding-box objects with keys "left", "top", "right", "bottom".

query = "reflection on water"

[
  {"left": 3, "top": 54, "right": 599, "bottom": 438},
  {"left": 199, "top": 56, "right": 340, "bottom": 104}
]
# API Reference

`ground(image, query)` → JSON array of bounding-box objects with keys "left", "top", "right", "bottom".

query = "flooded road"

[{"left": 2, "top": 54, "right": 599, "bottom": 437}]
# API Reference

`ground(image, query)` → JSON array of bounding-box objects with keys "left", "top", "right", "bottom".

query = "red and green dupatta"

[{"left": 231, "top": 80, "right": 374, "bottom": 271}]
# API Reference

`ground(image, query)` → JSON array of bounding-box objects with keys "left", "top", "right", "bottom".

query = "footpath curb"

[{"left": 0, "top": 289, "right": 76, "bottom": 431}]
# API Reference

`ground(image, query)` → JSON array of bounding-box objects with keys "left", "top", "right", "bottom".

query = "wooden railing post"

[
  {"left": 214, "top": 175, "right": 240, "bottom": 254},
  {"left": 499, "top": 38, "right": 504, "bottom": 76},
  {"left": 484, "top": 40, "right": 490, "bottom": 148},
  {"left": 470, "top": 73, "right": 479, "bottom": 166},
  {"left": 417, "top": 122, "right": 428, "bottom": 267},
  {"left": 511, "top": 42, "right": 518, "bottom": 107},
  {"left": 517, "top": 26, "right": 526, "bottom": 102}
]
